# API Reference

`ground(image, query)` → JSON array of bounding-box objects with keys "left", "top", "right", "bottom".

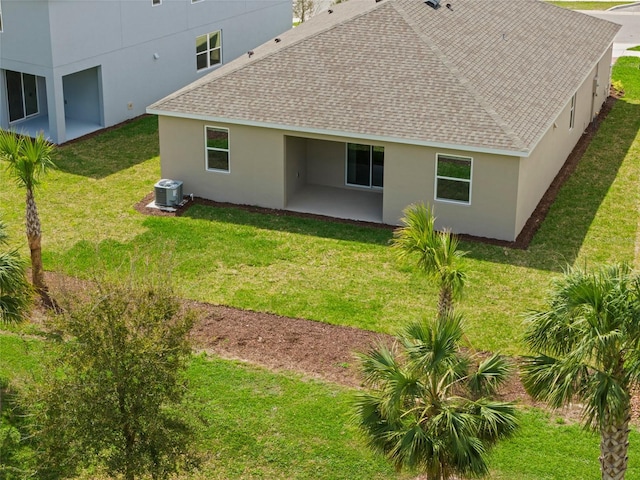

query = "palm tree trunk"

[
  {"left": 600, "top": 410, "right": 630, "bottom": 480},
  {"left": 25, "top": 189, "right": 53, "bottom": 307},
  {"left": 437, "top": 287, "right": 453, "bottom": 317}
]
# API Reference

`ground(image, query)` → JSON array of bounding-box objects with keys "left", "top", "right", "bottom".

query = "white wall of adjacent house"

[{"left": 0, "top": 0, "right": 291, "bottom": 143}]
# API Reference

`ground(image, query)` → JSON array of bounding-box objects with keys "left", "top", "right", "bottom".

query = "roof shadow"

[
  {"left": 178, "top": 202, "right": 393, "bottom": 246},
  {"left": 53, "top": 116, "right": 158, "bottom": 179}
]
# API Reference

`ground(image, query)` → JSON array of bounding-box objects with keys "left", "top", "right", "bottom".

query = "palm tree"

[
  {"left": 521, "top": 263, "right": 640, "bottom": 480},
  {"left": 0, "top": 130, "right": 55, "bottom": 305},
  {"left": 392, "top": 203, "right": 467, "bottom": 316},
  {"left": 354, "top": 313, "right": 518, "bottom": 480},
  {"left": 0, "top": 219, "right": 33, "bottom": 323}
]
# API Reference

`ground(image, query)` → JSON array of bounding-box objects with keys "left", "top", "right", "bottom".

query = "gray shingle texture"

[{"left": 150, "top": 0, "right": 620, "bottom": 154}]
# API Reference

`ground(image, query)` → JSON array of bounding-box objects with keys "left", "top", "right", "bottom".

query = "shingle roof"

[{"left": 148, "top": 0, "right": 620, "bottom": 156}]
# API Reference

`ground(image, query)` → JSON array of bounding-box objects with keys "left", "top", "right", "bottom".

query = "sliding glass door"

[
  {"left": 346, "top": 143, "right": 384, "bottom": 188},
  {"left": 6, "top": 70, "right": 38, "bottom": 123}
]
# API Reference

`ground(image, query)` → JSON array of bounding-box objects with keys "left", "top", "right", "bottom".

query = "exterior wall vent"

[
  {"left": 425, "top": 0, "right": 441, "bottom": 9},
  {"left": 154, "top": 179, "right": 183, "bottom": 207}
]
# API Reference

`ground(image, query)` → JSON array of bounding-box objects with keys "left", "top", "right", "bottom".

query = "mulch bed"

[{"left": 41, "top": 270, "right": 640, "bottom": 421}]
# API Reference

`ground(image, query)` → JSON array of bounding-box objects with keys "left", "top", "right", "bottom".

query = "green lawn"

[
  {"left": 545, "top": 1, "right": 635, "bottom": 9},
  {"left": 1, "top": 58, "right": 639, "bottom": 356},
  {"left": 3, "top": 332, "right": 640, "bottom": 479}
]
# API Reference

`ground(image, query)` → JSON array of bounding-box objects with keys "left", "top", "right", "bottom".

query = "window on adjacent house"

[
  {"left": 0, "top": 0, "right": 4, "bottom": 32},
  {"left": 196, "top": 31, "right": 221, "bottom": 71},
  {"left": 6, "top": 70, "right": 39, "bottom": 123},
  {"left": 205, "top": 126, "right": 229, "bottom": 172},
  {"left": 569, "top": 93, "right": 576, "bottom": 129},
  {"left": 346, "top": 143, "right": 384, "bottom": 188},
  {"left": 435, "top": 154, "right": 472, "bottom": 204},
  {"left": 152, "top": 0, "right": 161, "bottom": 5}
]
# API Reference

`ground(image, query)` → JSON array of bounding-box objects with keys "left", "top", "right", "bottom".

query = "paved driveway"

[{"left": 580, "top": 7, "right": 640, "bottom": 58}]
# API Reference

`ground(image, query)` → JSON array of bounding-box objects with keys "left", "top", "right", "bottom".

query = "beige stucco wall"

[
  {"left": 158, "top": 116, "right": 521, "bottom": 240},
  {"left": 382, "top": 144, "right": 520, "bottom": 240},
  {"left": 285, "top": 136, "right": 307, "bottom": 200},
  {"left": 515, "top": 45, "right": 613, "bottom": 235},
  {"left": 305, "top": 139, "right": 345, "bottom": 187},
  {"left": 158, "top": 117, "right": 286, "bottom": 209}
]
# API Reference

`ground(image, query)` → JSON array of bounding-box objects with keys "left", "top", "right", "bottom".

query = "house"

[
  {"left": 147, "top": 0, "right": 620, "bottom": 242},
  {"left": 0, "top": 0, "right": 291, "bottom": 144}
]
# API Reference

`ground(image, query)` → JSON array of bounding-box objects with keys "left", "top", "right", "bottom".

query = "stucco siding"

[
  {"left": 159, "top": 116, "right": 285, "bottom": 209},
  {"left": 159, "top": 116, "right": 521, "bottom": 240},
  {"left": 306, "top": 139, "right": 345, "bottom": 188},
  {"left": 383, "top": 144, "right": 519, "bottom": 240},
  {"left": 515, "top": 45, "right": 613, "bottom": 236},
  {"left": 285, "top": 136, "right": 307, "bottom": 200}
]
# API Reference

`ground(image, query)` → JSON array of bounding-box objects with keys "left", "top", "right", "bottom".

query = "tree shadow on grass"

[{"left": 52, "top": 116, "right": 159, "bottom": 179}]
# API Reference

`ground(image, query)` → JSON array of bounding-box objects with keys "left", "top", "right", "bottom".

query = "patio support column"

[
  {"left": 46, "top": 72, "right": 65, "bottom": 144},
  {"left": 0, "top": 70, "right": 8, "bottom": 129}
]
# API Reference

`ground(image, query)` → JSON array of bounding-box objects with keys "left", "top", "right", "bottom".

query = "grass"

[
  {"left": 1, "top": 59, "right": 639, "bottom": 355},
  {"left": 629, "top": 46, "right": 640, "bottom": 52},
  {"left": 3, "top": 331, "right": 640, "bottom": 479},
  {"left": 545, "top": 1, "right": 635, "bottom": 9}
]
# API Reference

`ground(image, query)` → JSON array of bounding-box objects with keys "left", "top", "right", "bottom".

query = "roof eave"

[{"left": 146, "top": 108, "right": 530, "bottom": 158}]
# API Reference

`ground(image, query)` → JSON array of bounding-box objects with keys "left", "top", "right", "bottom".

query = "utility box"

[{"left": 154, "top": 179, "right": 183, "bottom": 207}]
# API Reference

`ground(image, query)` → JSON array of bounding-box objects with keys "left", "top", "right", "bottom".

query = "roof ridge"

[
  {"left": 391, "top": 1, "right": 528, "bottom": 153},
  {"left": 150, "top": 1, "right": 384, "bottom": 109}
]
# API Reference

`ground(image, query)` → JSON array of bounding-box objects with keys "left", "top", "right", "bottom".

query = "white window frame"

[
  {"left": 204, "top": 126, "right": 230, "bottom": 173},
  {"left": 434, "top": 153, "right": 473, "bottom": 205},
  {"left": 344, "top": 143, "right": 384, "bottom": 189},
  {"left": 196, "top": 30, "right": 222, "bottom": 71},
  {"left": 569, "top": 92, "right": 576, "bottom": 129},
  {"left": 152, "top": 0, "right": 162, "bottom": 6}
]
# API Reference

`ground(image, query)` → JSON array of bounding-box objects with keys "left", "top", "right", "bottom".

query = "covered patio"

[
  {"left": 286, "top": 184, "right": 383, "bottom": 223},
  {"left": 9, "top": 115, "right": 102, "bottom": 143}
]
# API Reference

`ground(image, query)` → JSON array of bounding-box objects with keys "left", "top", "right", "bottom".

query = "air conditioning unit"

[{"left": 154, "top": 179, "right": 183, "bottom": 207}]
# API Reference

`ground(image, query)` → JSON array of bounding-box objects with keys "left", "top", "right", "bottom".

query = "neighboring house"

[
  {"left": 148, "top": 0, "right": 619, "bottom": 242},
  {"left": 0, "top": 0, "right": 291, "bottom": 144}
]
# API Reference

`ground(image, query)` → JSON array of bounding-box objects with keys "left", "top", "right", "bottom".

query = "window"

[
  {"left": 196, "top": 31, "right": 221, "bottom": 71},
  {"left": 346, "top": 143, "right": 384, "bottom": 188},
  {"left": 0, "top": 0, "right": 3, "bottom": 32},
  {"left": 205, "top": 126, "right": 229, "bottom": 172},
  {"left": 152, "top": 0, "right": 161, "bottom": 5},
  {"left": 569, "top": 92, "right": 576, "bottom": 129},
  {"left": 435, "top": 154, "right": 472, "bottom": 204},
  {"left": 5, "top": 70, "right": 38, "bottom": 123},
  {"left": 192, "top": 0, "right": 204, "bottom": 3}
]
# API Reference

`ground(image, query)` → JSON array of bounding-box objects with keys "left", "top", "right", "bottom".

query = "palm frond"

[
  {"left": 0, "top": 130, "right": 55, "bottom": 190},
  {"left": 391, "top": 203, "right": 467, "bottom": 313},
  {"left": 581, "top": 371, "right": 630, "bottom": 431},
  {"left": 468, "top": 354, "right": 512, "bottom": 398},
  {"left": 521, "top": 354, "right": 588, "bottom": 408},
  {"left": 355, "top": 310, "right": 518, "bottom": 477},
  {"left": 465, "top": 399, "right": 519, "bottom": 441},
  {"left": 0, "top": 250, "right": 32, "bottom": 323}
]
